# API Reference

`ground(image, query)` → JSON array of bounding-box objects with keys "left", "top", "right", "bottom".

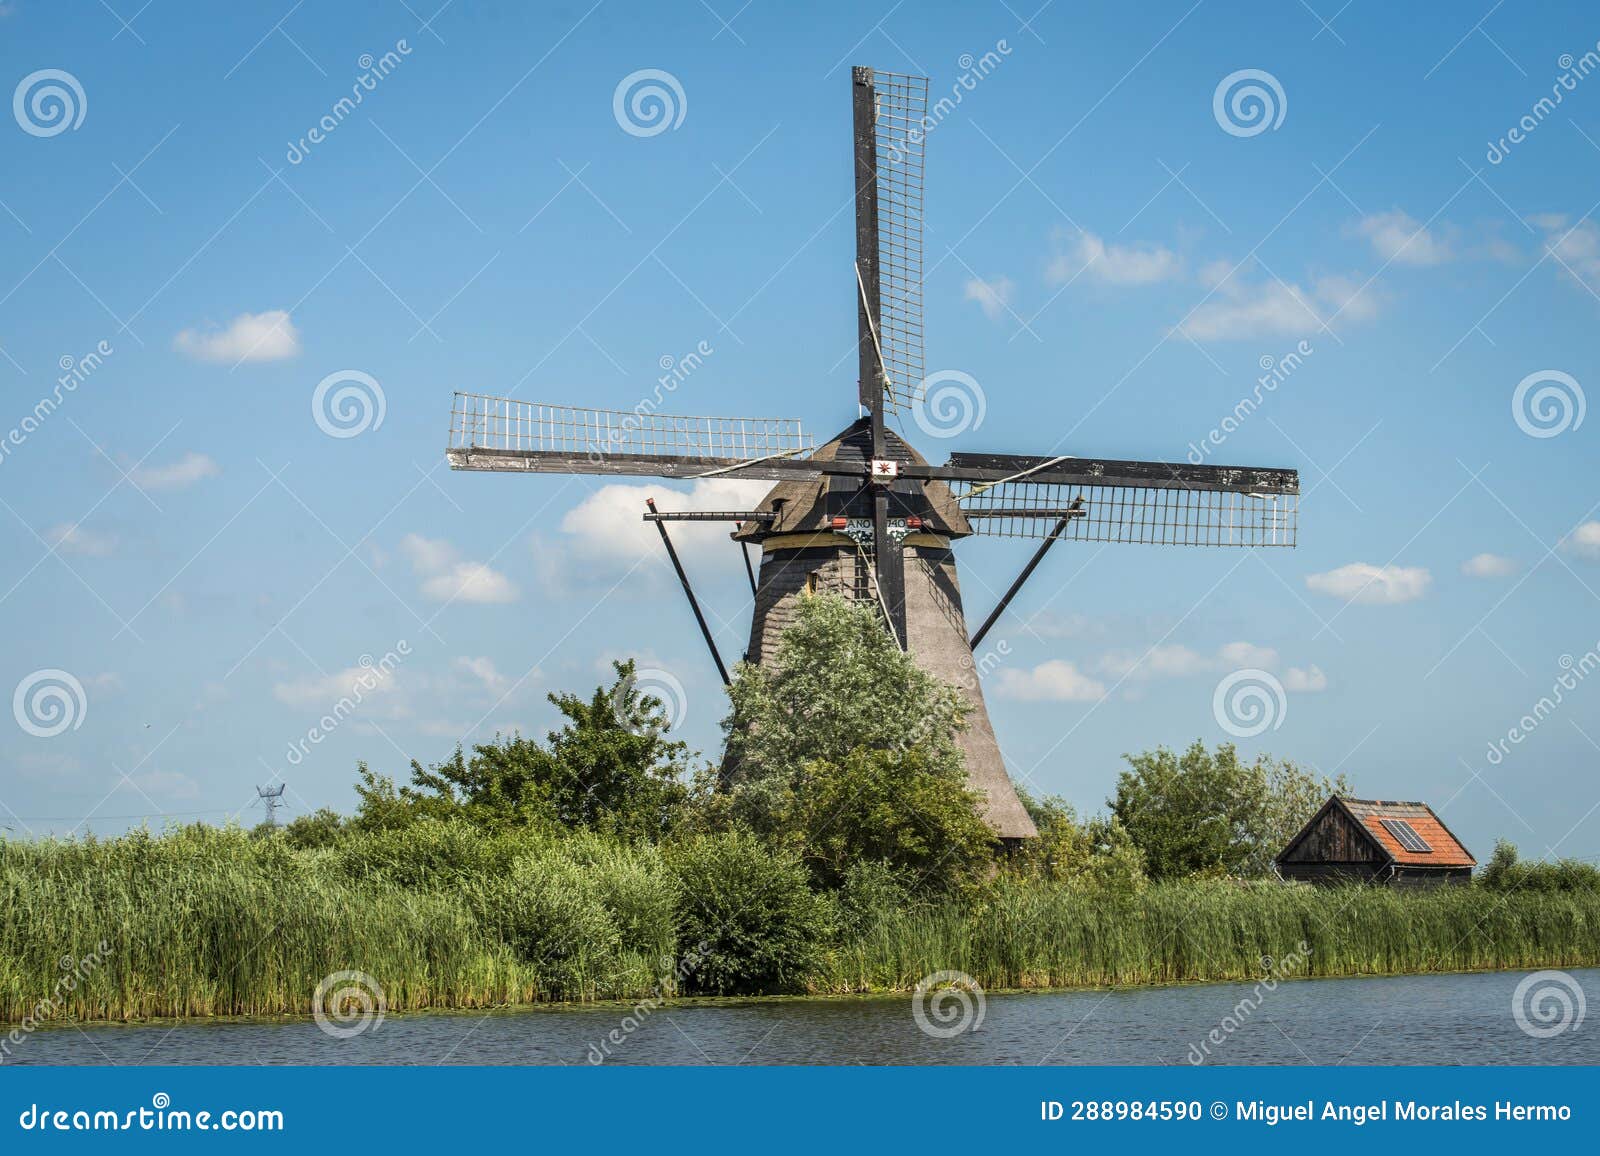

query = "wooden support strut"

[
  {"left": 969, "top": 500, "right": 1085, "bottom": 649},
  {"left": 645, "top": 498, "right": 730, "bottom": 685}
]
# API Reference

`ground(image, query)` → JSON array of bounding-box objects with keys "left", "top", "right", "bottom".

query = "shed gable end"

[{"left": 1280, "top": 803, "right": 1384, "bottom": 864}]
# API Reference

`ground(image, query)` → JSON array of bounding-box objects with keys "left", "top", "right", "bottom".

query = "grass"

[{"left": 4, "top": 823, "right": 1599, "bottom": 1024}]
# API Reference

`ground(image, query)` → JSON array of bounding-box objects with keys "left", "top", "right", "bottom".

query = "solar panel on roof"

[{"left": 1380, "top": 817, "right": 1432, "bottom": 853}]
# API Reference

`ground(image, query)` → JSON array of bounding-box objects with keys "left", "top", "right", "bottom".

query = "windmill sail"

[
  {"left": 943, "top": 452, "right": 1299, "bottom": 546},
  {"left": 446, "top": 393, "right": 815, "bottom": 480},
  {"left": 853, "top": 67, "right": 927, "bottom": 416}
]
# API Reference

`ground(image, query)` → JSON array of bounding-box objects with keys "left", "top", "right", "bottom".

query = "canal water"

[{"left": 9, "top": 968, "right": 1596, "bottom": 1065}]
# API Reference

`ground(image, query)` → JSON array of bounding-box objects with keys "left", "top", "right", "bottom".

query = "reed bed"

[{"left": 4, "top": 826, "right": 1599, "bottom": 1024}]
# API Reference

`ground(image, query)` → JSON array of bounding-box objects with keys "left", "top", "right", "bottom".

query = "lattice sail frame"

[
  {"left": 868, "top": 70, "right": 928, "bottom": 415},
  {"left": 449, "top": 393, "right": 812, "bottom": 460},
  {"left": 953, "top": 479, "right": 1299, "bottom": 547}
]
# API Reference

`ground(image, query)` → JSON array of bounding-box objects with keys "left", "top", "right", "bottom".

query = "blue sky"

[{"left": 2, "top": 0, "right": 1599, "bottom": 864}]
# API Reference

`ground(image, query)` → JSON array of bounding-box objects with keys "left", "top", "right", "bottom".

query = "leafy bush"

[
  {"left": 667, "top": 832, "right": 830, "bottom": 994},
  {"left": 1480, "top": 839, "right": 1600, "bottom": 892},
  {"left": 465, "top": 851, "right": 622, "bottom": 999},
  {"left": 558, "top": 832, "right": 680, "bottom": 966},
  {"left": 1111, "top": 741, "right": 1347, "bottom": 879},
  {"left": 717, "top": 594, "right": 993, "bottom": 891},
  {"left": 1013, "top": 790, "right": 1147, "bottom": 892},
  {"left": 352, "top": 660, "right": 693, "bottom": 839}
]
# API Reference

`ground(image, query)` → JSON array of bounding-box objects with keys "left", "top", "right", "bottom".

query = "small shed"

[{"left": 1276, "top": 796, "right": 1475, "bottom": 887}]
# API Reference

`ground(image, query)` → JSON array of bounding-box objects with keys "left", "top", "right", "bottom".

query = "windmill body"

[
  {"left": 732, "top": 417, "right": 1034, "bottom": 838},
  {"left": 446, "top": 66, "right": 1301, "bottom": 843}
]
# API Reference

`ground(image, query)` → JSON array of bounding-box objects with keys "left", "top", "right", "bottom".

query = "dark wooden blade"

[
  {"left": 447, "top": 447, "right": 823, "bottom": 482},
  {"left": 924, "top": 452, "right": 1299, "bottom": 495}
]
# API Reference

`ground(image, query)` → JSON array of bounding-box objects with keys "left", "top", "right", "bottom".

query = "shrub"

[
  {"left": 667, "top": 832, "right": 830, "bottom": 994},
  {"left": 465, "top": 851, "right": 622, "bottom": 999},
  {"left": 1480, "top": 839, "right": 1600, "bottom": 893}
]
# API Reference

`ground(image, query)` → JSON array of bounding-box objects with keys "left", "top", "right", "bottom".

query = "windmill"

[{"left": 446, "top": 66, "right": 1300, "bottom": 841}]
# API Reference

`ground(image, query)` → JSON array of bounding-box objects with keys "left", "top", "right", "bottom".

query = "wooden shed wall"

[{"left": 1280, "top": 805, "right": 1382, "bottom": 864}]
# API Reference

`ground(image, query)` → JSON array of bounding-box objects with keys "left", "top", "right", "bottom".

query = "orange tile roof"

[{"left": 1340, "top": 798, "right": 1476, "bottom": 867}]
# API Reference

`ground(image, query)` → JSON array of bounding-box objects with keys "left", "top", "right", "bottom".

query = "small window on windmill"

[{"left": 806, "top": 570, "right": 820, "bottom": 595}]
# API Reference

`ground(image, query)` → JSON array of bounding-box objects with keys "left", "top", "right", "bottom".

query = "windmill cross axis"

[{"left": 445, "top": 64, "right": 1300, "bottom": 842}]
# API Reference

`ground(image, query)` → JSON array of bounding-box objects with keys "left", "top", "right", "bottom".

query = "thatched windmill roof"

[{"left": 733, "top": 417, "right": 972, "bottom": 542}]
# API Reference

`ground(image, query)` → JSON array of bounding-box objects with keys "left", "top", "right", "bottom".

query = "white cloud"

[
  {"left": 400, "top": 533, "right": 459, "bottom": 574},
  {"left": 273, "top": 665, "right": 403, "bottom": 709},
  {"left": 1462, "top": 552, "right": 1518, "bottom": 578},
  {"left": 1180, "top": 271, "right": 1377, "bottom": 341},
  {"left": 559, "top": 479, "right": 770, "bottom": 566},
  {"left": 47, "top": 522, "right": 117, "bottom": 556},
  {"left": 131, "top": 452, "right": 219, "bottom": 490},
  {"left": 1560, "top": 521, "right": 1600, "bottom": 560},
  {"left": 1098, "top": 640, "right": 1281, "bottom": 682},
  {"left": 400, "top": 533, "right": 519, "bottom": 603},
  {"left": 1218, "top": 641, "right": 1280, "bottom": 669},
  {"left": 1096, "top": 644, "right": 1212, "bottom": 680},
  {"left": 1352, "top": 209, "right": 1454, "bottom": 266},
  {"left": 1305, "top": 562, "right": 1432, "bottom": 604},
  {"left": 454, "top": 656, "right": 510, "bottom": 695},
  {"left": 173, "top": 310, "right": 300, "bottom": 363},
  {"left": 991, "top": 659, "right": 1106, "bottom": 702},
  {"left": 421, "top": 563, "right": 518, "bottom": 604},
  {"left": 1283, "top": 665, "right": 1328, "bottom": 692},
  {"left": 963, "top": 275, "right": 1016, "bottom": 320},
  {"left": 1048, "top": 228, "right": 1184, "bottom": 286},
  {"left": 1532, "top": 214, "right": 1600, "bottom": 282}
]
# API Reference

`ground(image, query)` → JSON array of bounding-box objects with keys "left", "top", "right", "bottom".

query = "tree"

[
  {"left": 281, "top": 807, "right": 346, "bottom": 849},
  {"left": 779, "top": 747, "right": 994, "bottom": 892},
  {"left": 1110, "top": 741, "right": 1347, "bottom": 880},
  {"left": 716, "top": 594, "right": 993, "bottom": 889},
  {"left": 1013, "top": 789, "right": 1146, "bottom": 891},
  {"left": 353, "top": 661, "right": 692, "bottom": 839}
]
